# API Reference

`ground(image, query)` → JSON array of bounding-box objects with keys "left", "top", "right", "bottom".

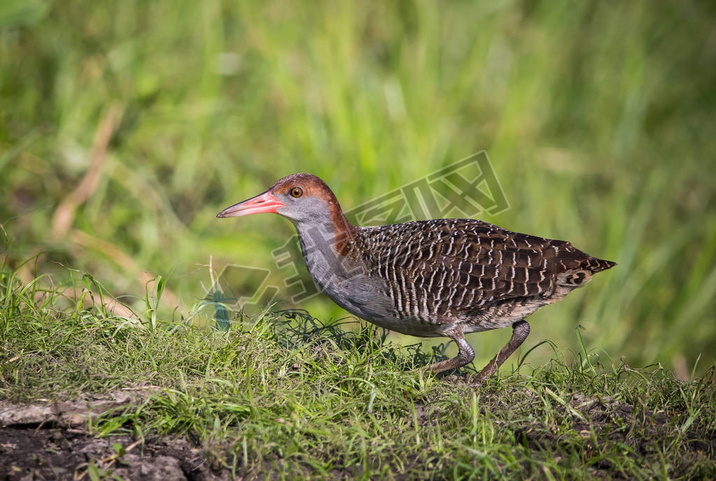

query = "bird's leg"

[
  {"left": 471, "top": 320, "right": 530, "bottom": 385},
  {"left": 425, "top": 329, "right": 475, "bottom": 374}
]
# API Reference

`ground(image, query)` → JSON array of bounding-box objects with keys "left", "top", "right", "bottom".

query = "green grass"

[
  {"left": 2, "top": 270, "right": 714, "bottom": 479},
  {"left": 2, "top": 2, "right": 715, "bottom": 478}
]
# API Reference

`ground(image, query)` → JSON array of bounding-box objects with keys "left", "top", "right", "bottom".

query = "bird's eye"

[{"left": 289, "top": 187, "right": 303, "bottom": 198}]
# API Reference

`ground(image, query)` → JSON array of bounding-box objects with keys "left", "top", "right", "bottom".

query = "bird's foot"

[{"left": 467, "top": 360, "right": 498, "bottom": 387}]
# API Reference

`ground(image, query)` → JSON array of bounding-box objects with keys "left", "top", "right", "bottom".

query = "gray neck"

[{"left": 292, "top": 218, "right": 363, "bottom": 292}]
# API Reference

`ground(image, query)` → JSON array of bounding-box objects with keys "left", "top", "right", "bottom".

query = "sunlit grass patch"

[{"left": 1, "top": 271, "right": 714, "bottom": 479}]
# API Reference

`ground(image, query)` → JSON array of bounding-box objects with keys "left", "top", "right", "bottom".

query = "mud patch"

[
  {"left": 0, "top": 392, "right": 225, "bottom": 481},
  {"left": 0, "top": 428, "right": 217, "bottom": 481}
]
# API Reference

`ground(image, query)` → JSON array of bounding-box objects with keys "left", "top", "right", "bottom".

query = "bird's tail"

[
  {"left": 556, "top": 257, "right": 615, "bottom": 288},
  {"left": 582, "top": 256, "right": 617, "bottom": 273}
]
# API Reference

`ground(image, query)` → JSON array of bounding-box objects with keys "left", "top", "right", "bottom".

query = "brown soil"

[{"left": 0, "top": 393, "right": 224, "bottom": 481}]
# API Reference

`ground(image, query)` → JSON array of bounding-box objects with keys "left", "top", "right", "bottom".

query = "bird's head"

[{"left": 217, "top": 173, "right": 348, "bottom": 227}]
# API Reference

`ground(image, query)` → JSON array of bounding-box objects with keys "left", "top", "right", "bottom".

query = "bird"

[{"left": 217, "top": 173, "right": 615, "bottom": 383}]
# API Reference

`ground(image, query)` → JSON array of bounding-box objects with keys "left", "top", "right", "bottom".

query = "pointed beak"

[{"left": 216, "top": 190, "right": 285, "bottom": 218}]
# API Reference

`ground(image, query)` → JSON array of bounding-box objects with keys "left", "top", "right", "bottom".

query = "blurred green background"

[{"left": 1, "top": 0, "right": 715, "bottom": 376}]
